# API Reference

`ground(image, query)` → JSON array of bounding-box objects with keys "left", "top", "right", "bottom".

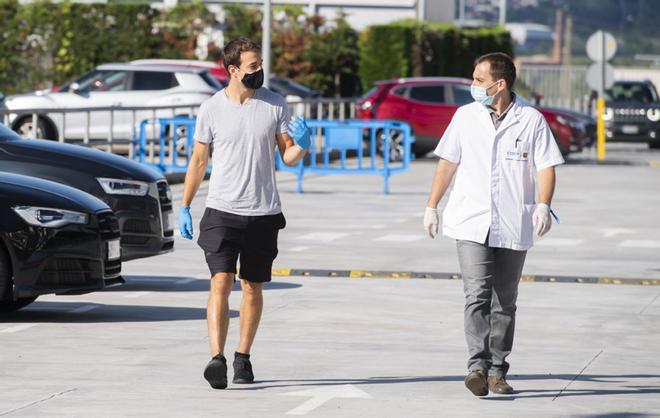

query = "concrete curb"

[{"left": 271, "top": 269, "right": 660, "bottom": 286}]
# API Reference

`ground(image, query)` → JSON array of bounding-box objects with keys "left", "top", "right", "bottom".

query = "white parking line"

[
  {"left": 123, "top": 291, "right": 152, "bottom": 299},
  {"left": 0, "top": 324, "right": 37, "bottom": 333},
  {"left": 373, "top": 234, "right": 424, "bottom": 243},
  {"left": 370, "top": 224, "right": 386, "bottom": 229},
  {"left": 535, "top": 238, "right": 584, "bottom": 247},
  {"left": 69, "top": 304, "right": 99, "bottom": 314},
  {"left": 289, "top": 246, "right": 310, "bottom": 252},
  {"left": 618, "top": 240, "right": 660, "bottom": 249},
  {"left": 296, "top": 232, "right": 350, "bottom": 243}
]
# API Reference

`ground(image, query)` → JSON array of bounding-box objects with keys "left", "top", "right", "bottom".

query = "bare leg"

[
  {"left": 207, "top": 272, "right": 234, "bottom": 356},
  {"left": 236, "top": 279, "right": 263, "bottom": 354}
]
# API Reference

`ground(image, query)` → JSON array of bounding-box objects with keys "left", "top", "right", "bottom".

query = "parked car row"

[
  {"left": 4, "top": 63, "right": 221, "bottom": 141},
  {"left": 2, "top": 60, "right": 322, "bottom": 144},
  {"left": 356, "top": 76, "right": 595, "bottom": 159},
  {"left": 0, "top": 123, "right": 174, "bottom": 312}
]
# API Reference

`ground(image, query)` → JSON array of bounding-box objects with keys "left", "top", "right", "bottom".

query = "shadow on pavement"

[
  {"left": 230, "top": 374, "right": 660, "bottom": 401},
  {"left": 101, "top": 276, "right": 302, "bottom": 293},
  {"left": 569, "top": 414, "right": 652, "bottom": 418},
  {"left": 0, "top": 301, "right": 237, "bottom": 323}
]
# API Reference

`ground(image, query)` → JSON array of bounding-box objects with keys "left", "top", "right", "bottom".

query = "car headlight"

[
  {"left": 97, "top": 178, "right": 149, "bottom": 196},
  {"left": 13, "top": 206, "right": 88, "bottom": 228},
  {"left": 647, "top": 108, "right": 660, "bottom": 122},
  {"left": 602, "top": 108, "right": 613, "bottom": 121}
]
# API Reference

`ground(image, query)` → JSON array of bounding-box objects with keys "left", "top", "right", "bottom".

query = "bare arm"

[
  {"left": 426, "top": 159, "right": 459, "bottom": 208},
  {"left": 537, "top": 166, "right": 556, "bottom": 205},
  {"left": 276, "top": 132, "right": 306, "bottom": 166},
  {"left": 181, "top": 141, "right": 210, "bottom": 207}
]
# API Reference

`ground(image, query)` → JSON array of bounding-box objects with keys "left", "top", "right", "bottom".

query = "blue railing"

[
  {"left": 134, "top": 117, "right": 415, "bottom": 194},
  {"left": 276, "top": 119, "right": 414, "bottom": 194},
  {"left": 134, "top": 116, "right": 199, "bottom": 174}
]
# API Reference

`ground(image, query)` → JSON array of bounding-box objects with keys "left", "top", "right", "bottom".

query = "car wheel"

[
  {"left": 13, "top": 115, "right": 56, "bottom": 140},
  {"left": 0, "top": 244, "right": 37, "bottom": 312},
  {"left": 376, "top": 128, "right": 406, "bottom": 162},
  {"left": 649, "top": 141, "right": 660, "bottom": 150}
]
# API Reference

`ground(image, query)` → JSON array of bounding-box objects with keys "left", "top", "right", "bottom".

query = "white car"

[{"left": 3, "top": 63, "right": 221, "bottom": 141}]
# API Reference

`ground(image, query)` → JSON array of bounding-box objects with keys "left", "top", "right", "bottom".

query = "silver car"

[{"left": 3, "top": 63, "right": 221, "bottom": 141}]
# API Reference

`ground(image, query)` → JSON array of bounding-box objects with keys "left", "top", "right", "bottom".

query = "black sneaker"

[
  {"left": 233, "top": 353, "right": 254, "bottom": 384},
  {"left": 204, "top": 354, "right": 228, "bottom": 389}
]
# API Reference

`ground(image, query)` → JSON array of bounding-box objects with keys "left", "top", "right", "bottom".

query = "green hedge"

[
  {"left": 359, "top": 20, "right": 514, "bottom": 90},
  {"left": 0, "top": 2, "right": 513, "bottom": 97},
  {"left": 0, "top": 0, "right": 209, "bottom": 95}
]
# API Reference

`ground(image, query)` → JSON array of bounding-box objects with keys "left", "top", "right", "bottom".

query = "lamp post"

[{"left": 261, "top": 0, "right": 271, "bottom": 88}]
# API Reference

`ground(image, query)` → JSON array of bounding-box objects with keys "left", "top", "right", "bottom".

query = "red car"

[{"left": 357, "top": 77, "right": 589, "bottom": 158}]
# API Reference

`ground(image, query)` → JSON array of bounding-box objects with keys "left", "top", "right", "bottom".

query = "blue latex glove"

[
  {"left": 288, "top": 117, "right": 311, "bottom": 150},
  {"left": 179, "top": 206, "right": 193, "bottom": 240}
]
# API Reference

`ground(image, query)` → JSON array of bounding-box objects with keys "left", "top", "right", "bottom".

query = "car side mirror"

[{"left": 70, "top": 82, "right": 81, "bottom": 94}]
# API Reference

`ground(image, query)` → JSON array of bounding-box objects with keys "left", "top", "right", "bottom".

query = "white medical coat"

[{"left": 434, "top": 98, "right": 565, "bottom": 250}]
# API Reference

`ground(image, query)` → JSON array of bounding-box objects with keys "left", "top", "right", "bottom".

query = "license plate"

[
  {"left": 622, "top": 125, "right": 639, "bottom": 134},
  {"left": 107, "top": 239, "right": 120, "bottom": 261},
  {"left": 162, "top": 211, "right": 174, "bottom": 235}
]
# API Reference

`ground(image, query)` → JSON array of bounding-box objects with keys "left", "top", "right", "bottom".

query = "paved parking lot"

[{"left": 2, "top": 144, "right": 660, "bottom": 417}]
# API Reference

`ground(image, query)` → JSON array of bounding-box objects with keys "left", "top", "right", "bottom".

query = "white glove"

[
  {"left": 423, "top": 207, "right": 440, "bottom": 239},
  {"left": 533, "top": 203, "right": 552, "bottom": 237}
]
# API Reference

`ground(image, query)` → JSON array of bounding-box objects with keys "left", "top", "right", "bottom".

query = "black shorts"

[{"left": 197, "top": 208, "right": 286, "bottom": 283}]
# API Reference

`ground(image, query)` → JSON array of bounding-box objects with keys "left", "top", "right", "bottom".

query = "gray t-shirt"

[{"left": 194, "top": 88, "right": 289, "bottom": 216}]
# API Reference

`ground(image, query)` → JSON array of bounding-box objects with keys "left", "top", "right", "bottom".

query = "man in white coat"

[{"left": 424, "top": 52, "right": 564, "bottom": 396}]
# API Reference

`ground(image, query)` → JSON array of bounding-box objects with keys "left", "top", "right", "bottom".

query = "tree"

[{"left": 304, "top": 13, "right": 360, "bottom": 97}]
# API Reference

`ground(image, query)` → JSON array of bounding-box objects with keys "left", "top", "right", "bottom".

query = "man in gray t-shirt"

[{"left": 178, "top": 37, "right": 310, "bottom": 390}]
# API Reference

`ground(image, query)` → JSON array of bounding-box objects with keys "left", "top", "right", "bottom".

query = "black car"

[
  {"left": 0, "top": 172, "right": 123, "bottom": 311},
  {"left": 602, "top": 80, "right": 660, "bottom": 149},
  {"left": 0, "top": 124, "right": 174, "bottom": 261},
  {"left": 269, "top": 76, "right": 322, "bottom": 100}
]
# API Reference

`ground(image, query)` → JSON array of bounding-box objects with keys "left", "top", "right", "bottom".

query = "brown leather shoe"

[
  {"left": 464, "top": 369, "right": 488, "bottom": 396},
  {"left": 487, "top": 374, "right": 514, "bottom": 394}
]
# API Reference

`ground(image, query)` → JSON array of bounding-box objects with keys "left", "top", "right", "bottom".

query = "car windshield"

[
  {"left": 0, "top": 122, "right": 21, "bottom": 142},
  {"left": 604, "top": 82, "right": 659, "bottom": 103},
  {"left": 359, "top": 86, "right": 379, "bottom": 100},
  {"left": 270, "top": 77, "right": 318, "bottom": 97},
  {"left": 200, "top": 71, "right": 223, "bottom": 90},
  {"left": 60, "top": 70, "right": 129, "bottom": 93}
]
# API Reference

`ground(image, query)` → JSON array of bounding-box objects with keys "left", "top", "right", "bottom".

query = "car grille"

[
  {"left": 157, "top": 180, "right": 173, "bottom": 237},
  {"left": 97, "top": 211, "right": 121, "bottom": 278},
  {"left": 105, "top": 258, "right": 121, "bottom": 278},
  {"left": 123, "top": 219, "right": 153, "bottom": 234},
  {"left": 612, "top": 108, "right": 648, "bottom": 123},
  {"left": 37, "top": 258, "right": 96, "bottom": 286},
  {"left": 121, "top": 235, "right": 151, "bottom": 246},
  {"left": 157, "top": 180, "right": 173, "bottom": 212},
  {"left": 97, "top": 211, "right": 120, "bottom": 240}
]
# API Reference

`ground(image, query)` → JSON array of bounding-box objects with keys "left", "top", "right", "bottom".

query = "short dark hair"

[
  {"left": 222, "top": 37, "right": 261, "bottom": 72},
  {"left": 474, "top": 52, "right": 516, "bottom": 90}
]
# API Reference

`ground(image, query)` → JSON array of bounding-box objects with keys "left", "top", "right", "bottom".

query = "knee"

[
  {"left": 465, "top": 290, "right": 492, "bottom": 309},
  {"left": 241, "top": 280, "right": 263, "bottom": 298},
  {"left": 210, "top": 273, "right": 234, "bottom": 297}
]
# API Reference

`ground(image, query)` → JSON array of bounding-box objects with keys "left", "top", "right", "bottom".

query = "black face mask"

[{"left": 241, "top": 68, "right": 264, "bottom": 90}]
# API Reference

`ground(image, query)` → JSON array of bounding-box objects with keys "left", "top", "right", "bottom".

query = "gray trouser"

[{"left": 456, "top": 239, "right": 527, "bottom": 376}]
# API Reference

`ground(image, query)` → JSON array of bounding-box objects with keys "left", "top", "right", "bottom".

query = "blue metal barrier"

[
  {"left": 134, "top": 118, "right": 414, "bottom": 194},
  {"left": 276, "top": 119, "right": 415, "bottom": 194},
  {"left": 133, "top": 116, "right": 200, "bottom": 174}
]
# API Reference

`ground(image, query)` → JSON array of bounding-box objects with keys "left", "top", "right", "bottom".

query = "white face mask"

[{"left": 470, "top": 81, "right": 499, "bottom": 106}]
